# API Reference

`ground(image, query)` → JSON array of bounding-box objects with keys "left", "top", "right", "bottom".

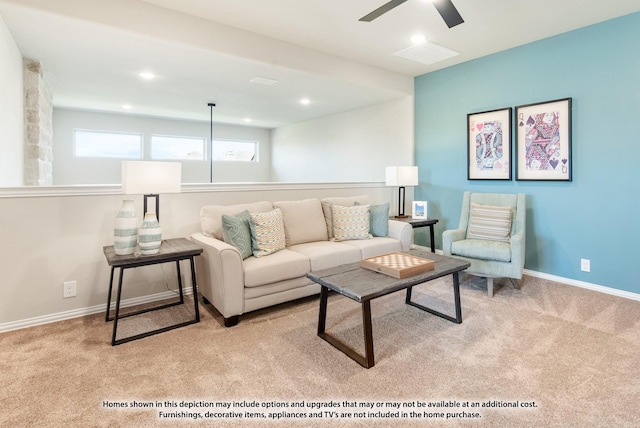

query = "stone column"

[{"left": 23, "top": 58, "right": 53, "bottom": 186}]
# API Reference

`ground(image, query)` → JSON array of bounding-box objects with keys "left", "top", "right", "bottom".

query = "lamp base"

[{"left": 394, "top": 215, "right": 409, "bottom": 219}]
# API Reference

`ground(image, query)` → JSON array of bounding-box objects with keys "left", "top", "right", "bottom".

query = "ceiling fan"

[{"left": 359, "top": 0, "right": 464, "bottom": 28}]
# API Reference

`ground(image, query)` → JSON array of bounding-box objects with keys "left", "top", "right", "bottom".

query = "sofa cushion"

[
  {"left": 221, "top": 210, "right": 252, "bottom": 259},
  {"left": 201, "top": 201, "right": 273, "bottom": 240},
  {"left": 341, "top": 237, "right": 401, "bottom": 259},
  {"left": 466, "top": 202, "right": 513, "bottom": 242},
  {"left": 288, "top": 241, "right": 362, "bottom": 271},
  {"left": 273, "top": 199, "right": 328, "bottom": 246},
  {"left": 331, "top": 204, "right": 372, "bottom": 241},
  {"left": 249, "top": 208, "right": 286, "bottom": 257},
  {"left": 243, "top": 249, "right": 311, "bottom": 287},
  {"left": 321, "top": 195, "right": 371, "bottom": 238},
  {"left": 451, "top": 239, "right": 512, "bottom": 262}
]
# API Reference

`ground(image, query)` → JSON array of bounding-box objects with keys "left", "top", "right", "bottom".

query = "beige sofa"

[{"left": 190, "top": 195, "right": 412, "bottom": 326}]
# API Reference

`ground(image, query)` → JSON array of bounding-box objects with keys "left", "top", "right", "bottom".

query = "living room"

[{"left": 1, "top": 1, "right": 639, "bottom": 426}]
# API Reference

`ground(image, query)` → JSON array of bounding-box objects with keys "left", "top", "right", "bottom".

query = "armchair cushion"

[
  {"left": 451, "top": 239, "right": 512, "bottom": 263},
  {"left": 466, "top": 202, "right": 513, "bottom": 242}
]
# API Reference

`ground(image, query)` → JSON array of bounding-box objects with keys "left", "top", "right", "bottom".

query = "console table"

[
  {"left": 391, "top": 217, "right": 438, "bottom": 253},
  {"left": 103, "top": 238, "right": 203, "bottom": 346}
]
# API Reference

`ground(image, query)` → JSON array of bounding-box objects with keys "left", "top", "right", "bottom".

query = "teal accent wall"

[{"left": 414, "top": 12, "right": 640, "bottom": 294}]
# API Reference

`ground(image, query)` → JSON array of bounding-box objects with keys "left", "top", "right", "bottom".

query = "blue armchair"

[{"left": 442, "top": 192, "right": 526, "bottom": 297}]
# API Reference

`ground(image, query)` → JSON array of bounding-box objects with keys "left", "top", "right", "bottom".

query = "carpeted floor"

[{"left": 1, "top": 274, "right": 639, "bottom": 427}]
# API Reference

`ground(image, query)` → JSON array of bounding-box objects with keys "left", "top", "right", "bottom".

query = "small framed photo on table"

[{"left": 412, "top": 201, "right": 427, "bottom": 219}]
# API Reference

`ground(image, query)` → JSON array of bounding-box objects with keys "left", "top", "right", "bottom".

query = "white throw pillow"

[
  {"left": 331, "top": 204, "right": 372, "bottom": 241},
  {"left": 249, "top": 208, "right": 286, "bottom": 257}
]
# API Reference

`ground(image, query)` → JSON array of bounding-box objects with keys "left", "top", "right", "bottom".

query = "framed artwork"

[
  {"left": 515, "top": 98, "right": 572, "bottom": 181},
  {"left": 412, "top": 201, "right": 427, "bottom": 219},
  {"left": 467, "top": 107, "right": 512, "bottom": 180}
]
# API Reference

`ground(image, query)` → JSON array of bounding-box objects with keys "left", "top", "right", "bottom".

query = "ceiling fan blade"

[
  {"left": 432, "top": 0, "right": 464, "bottom": 28},
  {"left": 359, "top": 0, "right": 408, "bottom": 22}
]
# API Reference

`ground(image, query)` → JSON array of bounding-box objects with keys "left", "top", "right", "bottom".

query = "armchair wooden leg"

[
  {"left": 508, "top": 277, "right": 522, "bottom": 290},
  {"left": 487, "top": 277, "right": 494, "bottom": 298}
]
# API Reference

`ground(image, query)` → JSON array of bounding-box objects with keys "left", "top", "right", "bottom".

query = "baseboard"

[
  {"left": 411, "top": 244, "right": 640, "bottom": 302},
  {"left": 0, "top": 288, "right": 191, "bottom": 334}
]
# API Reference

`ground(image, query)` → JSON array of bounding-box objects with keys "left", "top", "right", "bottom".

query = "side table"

[
  {"left": 103, "top": 237, "right": 203, "bottom": 346},
  {"left": 390, "top": 217, "right": 439, "bottom": 253}
]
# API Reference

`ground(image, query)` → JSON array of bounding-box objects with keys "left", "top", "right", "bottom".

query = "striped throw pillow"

[
  {"left": 331, "top": 204, "right": 372, "bottom": 241},
  {"left": 466, "top": 202, "right": 513, "bottom": 242},
  {"left": 249, "top": 208, "right": 286, "bottom": 257}
]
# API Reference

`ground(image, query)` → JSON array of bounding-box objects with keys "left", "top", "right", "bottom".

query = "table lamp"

[
  {"left": 121, "top": 161, "right": 181, "bottom": 254},
  {"left": 122, "top": 161, "right": 181, "bottom": 221},
  {"left": 385, "top": 166, "right": 419, "bottom": 218}
]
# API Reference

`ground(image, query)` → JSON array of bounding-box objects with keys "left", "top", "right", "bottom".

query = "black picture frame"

[
  {"left": 467, "top": 107, "right": 512, "bottom": 180},
  {"left": 515, "top": 97, "right": 572, "bottom": 181}
]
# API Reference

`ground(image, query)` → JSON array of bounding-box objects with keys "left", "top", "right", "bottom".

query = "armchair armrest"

[
  {"left": 190, "top": 232, "right": 245, "bottom": 320},
  {"left": 442, "top": 229, "right": 466, "bottom": 255},
  {"left": 388, "top": 219, "right": 412, "bottom": 251},
  {"left": 509, "top": 232, "right": 526, "bottom": 276}
]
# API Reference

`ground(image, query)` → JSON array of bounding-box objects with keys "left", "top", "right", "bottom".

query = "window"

[
  {"left": 74, "top": 130, "right": 142, "bottom": 158},
  {"left": 151, "top": 135, "right": 206, "bottom": 160},
  {"left": 212, "top": 139, "right": 258, "bottom": 162}
]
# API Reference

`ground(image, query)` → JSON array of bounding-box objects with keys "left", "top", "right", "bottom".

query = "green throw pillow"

[
  {"left": 221, "top": 210, "right": 253, "bottom": 259},
  {"left": 369, "top": 202, "right": 390, "bottom": 237}
]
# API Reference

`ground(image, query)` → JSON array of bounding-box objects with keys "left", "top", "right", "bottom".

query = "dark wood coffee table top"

[{"left": 307, "top": 250, "right": 470, "bottom": 302}]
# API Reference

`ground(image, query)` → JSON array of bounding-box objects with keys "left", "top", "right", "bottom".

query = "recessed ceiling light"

[
  {"left": 300, "top": 98, "right": 311, "bottom": 105},
  {"left": 243, "top": 118, "right": 252, "bottom": 123},
  {"left": 411, "top": 34, "right": 426, "bottom": 45},
  {"left": 138, "top": 72, "right": 156, "bottom": 80},
  {"left": 122, "top": 104, "right": 132, "bottom": 110}
]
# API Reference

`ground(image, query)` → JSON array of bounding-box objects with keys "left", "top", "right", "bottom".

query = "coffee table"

[{"left": 306, "top": 250, "right": 470, "bottom": 368}]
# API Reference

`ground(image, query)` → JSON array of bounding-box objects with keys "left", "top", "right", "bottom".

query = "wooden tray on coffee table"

[{"left": 361, "top": 252, "right": 435, "bottom": 279}]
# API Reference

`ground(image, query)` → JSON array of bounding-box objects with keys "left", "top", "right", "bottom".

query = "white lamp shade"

[
  {"left": 122, "top": 161, "right": 182, "bottom": 194},
  {"left": 385, "top": 166, "right": 419, "bottom": 187}
]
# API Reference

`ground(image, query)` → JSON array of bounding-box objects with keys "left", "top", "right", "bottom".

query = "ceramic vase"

[
  {"left": 139, "top": 212, "right": 162, "bottom": 255},
  {"left": 113, "top": 199, "right": 138, "bottom": 255}
]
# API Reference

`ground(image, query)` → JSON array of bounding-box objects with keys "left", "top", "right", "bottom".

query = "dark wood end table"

[
  {"left": 390, "top": 217, "right": 439, "bottom": 253},
  {"left": 307, "top": 250, "right": 470, "bottom": 368},
  {"left": 103, "top": 237, "right": 203, "bottom": 346}
]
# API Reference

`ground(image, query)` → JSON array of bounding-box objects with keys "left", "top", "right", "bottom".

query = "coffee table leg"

[
  {"left": 362, "top": 301, "right": 375, "bottom": 368},
  {"left": 405, "top": 273, "right": 463, "bottom": 324},
  {"left": 318, "top": 286, "right": 329, "bottom": 335},
  {"left": 317, "top": 287, "right": 375, "bottom": 368}
]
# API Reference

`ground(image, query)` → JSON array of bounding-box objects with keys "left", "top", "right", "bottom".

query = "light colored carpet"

[{"left": 1, "top": 274, "right": 639, "bottom": 427}]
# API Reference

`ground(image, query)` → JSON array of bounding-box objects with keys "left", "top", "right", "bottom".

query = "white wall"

[
  {"left": 0, "top": 184, "right": 400, "bottom": 330},
  {"left": 52, "top": 108, "right": 272, "bottom": 184},
  {"left": 270, "top": 97, "right": 414, "bottom": 182},
  {"left": 0, "top": 14, "right": 23, "bottom": 186}
]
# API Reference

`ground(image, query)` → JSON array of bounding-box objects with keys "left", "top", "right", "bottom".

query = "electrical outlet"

[
  {"left": 63, "top": 280, "right": 77, "bottom": 298},
  {"left": 580, "top": 259, "right": 591, "bottom": 273}
]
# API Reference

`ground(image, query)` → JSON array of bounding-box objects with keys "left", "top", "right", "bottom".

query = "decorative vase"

[
  {"left": 139, "top": 212, "right": 162, "bottom": 255},
  {"left": 113, "top": 199, "right": 138, "bottom": 255}
]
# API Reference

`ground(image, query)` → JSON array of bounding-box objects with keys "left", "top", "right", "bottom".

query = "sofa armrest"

[
  {"left": 190, "top": 232, "right": 245, "bottom": 320},
  {"left": 442, "top": 229, "right": 466, "bottom": 255},
  {"left": 388, "top": 220, "right": 412, "bottom": 252}
]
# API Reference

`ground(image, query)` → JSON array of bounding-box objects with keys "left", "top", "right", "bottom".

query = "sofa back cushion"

[
  {"left": 273, "top": 198, "right": 328, "bottom": 246},
  {"left": 201, "top": 201, "right": 273, "bottom": 240},
  {"left": 320, "top": 195, "right": 371, "bottom": 239}
]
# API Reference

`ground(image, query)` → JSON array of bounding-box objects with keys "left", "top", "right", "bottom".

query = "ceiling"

[{"left": 1, "top": 0, "right": 639, "bottom": 128}]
